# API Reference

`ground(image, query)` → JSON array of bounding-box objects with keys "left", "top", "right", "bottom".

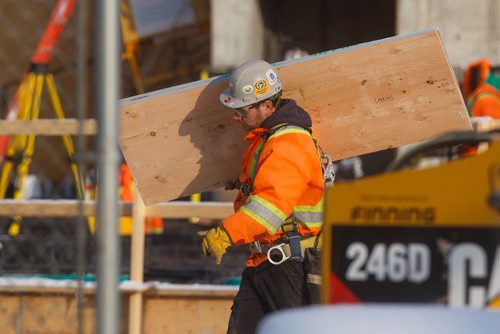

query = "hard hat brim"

[{"left": 219, "top": 87, "right": 252, "bottom": 109}]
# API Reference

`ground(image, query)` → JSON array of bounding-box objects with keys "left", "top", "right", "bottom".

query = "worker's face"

[{"left": 233, "top": 100, "right": 275, "bottom": 129}]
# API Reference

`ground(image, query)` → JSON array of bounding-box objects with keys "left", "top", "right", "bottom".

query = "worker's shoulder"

[{"left": 263, "top": 126, "right": 317, "bottom": 155}]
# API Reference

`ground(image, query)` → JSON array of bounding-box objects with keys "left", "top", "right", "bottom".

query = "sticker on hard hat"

[
  {"left": 266, "top": 69, "right": 277, "bottom": 85},
  {"left": 254, "top": 80, "right": 270, "bottom": 97},
  {"left": 242, "top": 85, "right": 253, "bottom": 94}
]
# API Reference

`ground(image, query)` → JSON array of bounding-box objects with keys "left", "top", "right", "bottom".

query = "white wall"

[
  {"left": 210, "top": 0, "right": 264, "bottom": 71},
  {"left": 397, "top": 0, "right": 500, "bottom": 68}
]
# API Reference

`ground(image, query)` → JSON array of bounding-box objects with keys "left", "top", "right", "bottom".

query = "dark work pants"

[{"left": 227, "top": 259, "right": 308, "bottom": 334}]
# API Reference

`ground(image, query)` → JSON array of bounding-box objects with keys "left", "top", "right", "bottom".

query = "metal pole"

[
  {"left": 96, "top": 0, "right": 121, "bottom": 333},
  {"left": 76, "top": 1, "right": 88, "bottom": 333}
]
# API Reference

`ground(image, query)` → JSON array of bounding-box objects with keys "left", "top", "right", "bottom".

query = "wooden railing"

[
  {"left": 0, "top": 119, "right": 97, "bottom": 135},
  {"left": 0, "top": 199, "right": 233, "bottom": 219}
]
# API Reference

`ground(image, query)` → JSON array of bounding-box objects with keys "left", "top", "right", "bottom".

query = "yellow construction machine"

[{"left": 322, "top": 128, "right": 500, "bottom": 308}]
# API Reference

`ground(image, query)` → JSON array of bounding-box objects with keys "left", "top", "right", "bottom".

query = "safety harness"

[{"left": 241, "top": 123, "right": 334, "bottom": 264}]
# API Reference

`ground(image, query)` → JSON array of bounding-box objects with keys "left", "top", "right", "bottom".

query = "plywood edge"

[
  {"left": 120, "top": 74, "right": 229, "bottom": 106},
  {"left": 273, "top": 28, "right": 441, "bottom": 69}
]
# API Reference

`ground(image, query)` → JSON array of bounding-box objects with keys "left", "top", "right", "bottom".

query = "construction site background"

[{"left": 0, "top": 0, "right": 498, "bottom": 333}]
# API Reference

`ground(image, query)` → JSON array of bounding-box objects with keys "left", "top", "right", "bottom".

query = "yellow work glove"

[{"left": 202, "top": 226, "right": 232, "bottom": 265}]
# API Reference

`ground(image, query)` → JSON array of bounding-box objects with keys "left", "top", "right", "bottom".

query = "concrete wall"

[
  {"left": 210, "top": 0, "right": 264, "bottom": 71},
  {"left": 209, "top": 0, "right": 499, "bottom": 70},
  {"left": 211, "top": 0, "right": 396, "bottom": 67},
  {"left": 397, "top": 0, "right": 500, "bottom": 68}
]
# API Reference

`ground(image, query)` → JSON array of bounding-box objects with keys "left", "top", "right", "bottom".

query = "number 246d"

[{"left": 345, "top": 242, "right": 430, "bottom": 283}]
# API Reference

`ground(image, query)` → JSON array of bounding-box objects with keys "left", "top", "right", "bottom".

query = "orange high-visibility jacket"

[
  {"left": 221, "top": 99, "right": 324, "bottom": 266},
  {"left": 469, "top": 84, "right": 500, "bottom": 119},
  {"left": 463, "top": 58, "right": 500, "bottom": 119}
]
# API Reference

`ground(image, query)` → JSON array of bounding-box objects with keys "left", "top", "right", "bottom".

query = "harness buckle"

[
  {"left": 281, "top": 222, "right": 297, "bottom": 233},
  {"left": 267, "top": 243, "right": 291, "bottom": 265},
  {"left": 240, "top": 182, "right": 253, "bottom": 196}
]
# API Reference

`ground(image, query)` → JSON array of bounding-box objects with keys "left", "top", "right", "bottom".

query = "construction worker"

[
  {"left": 463, "top": 58, "right": 500, "bottom": 119},
  {"left": 201, "top": 60, "right": 325, "bottom": 333}
]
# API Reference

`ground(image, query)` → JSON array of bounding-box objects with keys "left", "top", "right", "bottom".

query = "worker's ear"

[{"left": 263, "top": 99, "right": 276, "bottom": 116}]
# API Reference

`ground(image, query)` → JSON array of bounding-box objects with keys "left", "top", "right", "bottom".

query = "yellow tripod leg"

[
  {"left": 0, "top": 73, "right": 37, "bottom": 198},
  {"left": 4, "top": 73, "right": 44, "bottom": 236},
  {"left": 0, "top": 162, "right": 13, "bottom": 198},
  {"left": 12, "top": 73, "right": 44, "bottom": 200},
  {"left": 46, "top": 74, "right": 85, "bottom": 199}
]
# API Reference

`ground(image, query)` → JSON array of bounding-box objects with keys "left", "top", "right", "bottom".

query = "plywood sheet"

[{"left": 120, "top": 29, "right": 471, "bottom": 206}]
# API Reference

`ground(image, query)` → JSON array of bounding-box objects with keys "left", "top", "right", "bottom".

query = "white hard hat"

[{"left": 220, "top": 60, "right": 282, "bottom": 109}]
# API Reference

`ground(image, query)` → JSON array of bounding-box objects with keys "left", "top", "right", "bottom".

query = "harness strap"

[
  {"left": 277, "top": 216, "right": 303, "bottom": 261},
  {"left": 287, "top": 233, "right": 303, "bottom": 261}
]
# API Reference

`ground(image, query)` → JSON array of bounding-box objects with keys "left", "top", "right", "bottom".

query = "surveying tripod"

[{"left": 0, "top": 64, "right": 84, "bottom": 236}]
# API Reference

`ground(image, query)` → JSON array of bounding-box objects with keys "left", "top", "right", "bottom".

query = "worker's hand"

[{"left": 202, "top": 226, "right": 232, "bottom": 265}]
